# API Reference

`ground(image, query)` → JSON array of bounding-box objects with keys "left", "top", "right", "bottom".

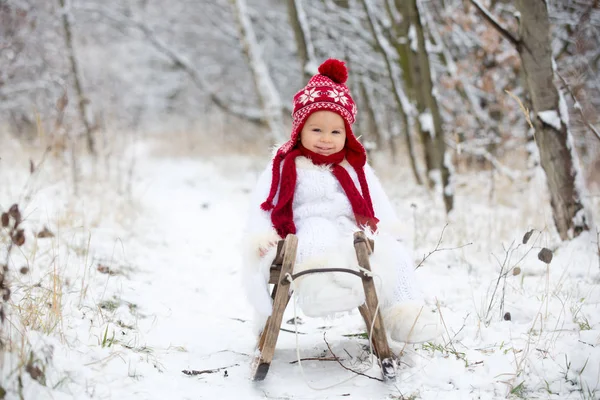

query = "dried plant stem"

[
  {"left": 323, "top": 333, "right": 383, "bottom": 382},
  {"left": 416, "top": 224, "right": 472, "bottom": 269},
  {"left": 289, "top": 357, "right": 337, "bottom": 364},
  {"left": 505, "top": 90, "right": 534, "bottom": 130},
  {"left": 597, "top": 229, "right": 600, "bottom": 271}
]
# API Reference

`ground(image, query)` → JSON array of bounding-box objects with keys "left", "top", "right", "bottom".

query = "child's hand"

[{"left": 259, "top": 241, "right": 278, "bottom": 258}]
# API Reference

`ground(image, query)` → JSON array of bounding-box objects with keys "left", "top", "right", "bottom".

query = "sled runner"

[{"left": 251, "top": 231, "right": 396, "bottom": 382}]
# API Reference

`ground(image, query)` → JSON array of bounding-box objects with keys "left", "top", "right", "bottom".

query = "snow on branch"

[
  {"left": 294, "top": 0, "right": 318, "bottom": 75},
  {"left": 557, "top": 72, "right": 600, "bottom": 142},
  {"left": 469, "top": 0, "right": 520, "bottom": 48},
  {"left": 538, "top": 110, "right": 562, "bottom": 130}
]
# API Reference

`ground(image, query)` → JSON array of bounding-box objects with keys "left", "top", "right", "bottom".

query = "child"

[{"left": 242, "top": 59, "right": 441, "bottom": 343}]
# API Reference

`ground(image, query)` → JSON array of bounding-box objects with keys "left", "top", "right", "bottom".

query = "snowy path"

[
  {"left": 98, "top": 153, "right": 404, "bottom": 399},
  {"left": 85, "top": 149, "right": 600, "bottom": 400}
]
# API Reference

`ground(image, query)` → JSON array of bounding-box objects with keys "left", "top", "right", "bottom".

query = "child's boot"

[{"left": 381, "top": 302, "right": 443, "bottom": 343}]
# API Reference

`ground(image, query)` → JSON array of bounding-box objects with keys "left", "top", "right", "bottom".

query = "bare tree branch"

[
  {"left": 469, "top": 0, "right": 520, "bottom": 48},
  {"left": 181, "top": 363, "right": 238, "bottom": 376}
]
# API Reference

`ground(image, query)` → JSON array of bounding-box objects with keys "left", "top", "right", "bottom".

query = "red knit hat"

[{"left": 275, "top": 59, "right": 365, "bottom": 167}]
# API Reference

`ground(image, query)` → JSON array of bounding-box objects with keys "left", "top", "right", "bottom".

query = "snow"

[
  {"left": 408, "top": 25, "right": 417, "bottom": 52},
  {"left": 538, "top": 110, "right": 563, "bottom": 131},
  {"left": 1, "top": 133, "right": 599, "bottom": 399},
  {"left": 419, "top": 111, "right": 434, "bottom": 137}
]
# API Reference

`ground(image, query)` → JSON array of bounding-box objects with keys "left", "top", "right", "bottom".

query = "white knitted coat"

[{"left": 242, "top": 156, "right": 422, "bottom": 324}]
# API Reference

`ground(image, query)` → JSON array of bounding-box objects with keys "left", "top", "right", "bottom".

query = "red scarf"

[{"left": 260, "top": 144, "right": 378, "bottom": 238}]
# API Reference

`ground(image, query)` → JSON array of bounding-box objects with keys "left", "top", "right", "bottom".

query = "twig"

[
  {"left": 578, "top": 340, "right": 596, "bottom": 348},
  {"left": 280, "top": 327, "right": 306, "bottom": 335},
  {"left": 485, "top": 231, "right": 542, "bottom": 323},
  {"left": 597, "top": 229, "right": 600, "bottom": 272},
  {"left": 289, "top": 357, "right": 337, "bottom": 364},
  {"left": 323, "top": 333, "right": 383, "bottom": 382},
  {"left": 415, "top": 224, "right": 472, "bottom": 269},
  {"left": 344, "top": 348, "right": 353, "bottom": 360},
  {"left": 469, "top": 0, "right": 520, "bottom": 48},
  {"left": 182, "top": 363, "right": 239, "bottom": 376},
  {"left": 557, "top": 72, "right": 600, "bottom": 142},
  {"left": 436, "top": 301, "right": 458, "bottom": 357}
]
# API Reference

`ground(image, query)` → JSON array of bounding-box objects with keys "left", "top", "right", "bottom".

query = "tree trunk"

[
  {"left": 407, "top": 0, "right": 453, "bottom": 212},
  {"left": 59, "top": 0, "right": 95, "bottom": 155},
  {"left": 361, "top": 0, "right": 422, "bottom": 183},
  {"left": 389, "top": 0, "right": 424, "bottom": 185},
  {"left": 357, "top": 76, "right": 382, "bottom": 153},
  {"left": 287, "top": 0, "right": 317, "bottom": 82},
  {"left": 231, "top": 0, "right": 286, "bottom": 143},
  {"left": 516, "top": 0, "right": 590, "bottom": 239}
]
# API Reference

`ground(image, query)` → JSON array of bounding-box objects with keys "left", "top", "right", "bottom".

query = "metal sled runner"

[{"left": 251, "top": 231, "right": 396, "bottom": 381}]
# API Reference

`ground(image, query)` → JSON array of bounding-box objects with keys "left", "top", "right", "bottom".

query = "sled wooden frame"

[{"left": 251, "top": 231, "right": 396, "bottom": 382}]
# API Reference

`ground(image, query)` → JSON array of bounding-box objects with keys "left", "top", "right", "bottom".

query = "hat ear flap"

[{"left": 342, "top": 121, "right": 366, "bottom": 168}]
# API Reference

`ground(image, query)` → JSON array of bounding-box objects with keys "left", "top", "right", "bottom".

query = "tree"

[
  {"left": 360, "top": 0, "right": 423, "bottom": 185},
  {"left": 471, "top": 0, "right": 591, "bottom": 240},
  {"left": 287, "top": 0, "right": 317, "bottom": 82},
  {"left": 404, "top": 0, "right": 454, "bottom": 212},
  {"left": 231, "top": 0, "right": 286, "bottom": 143},
  {"left": 58, "top": 0, "right": 95, "bottom": 155}
]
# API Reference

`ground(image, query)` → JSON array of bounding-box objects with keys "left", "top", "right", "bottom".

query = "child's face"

[{"left": 300, "top": 111, "right": 346, "bottom": 156}]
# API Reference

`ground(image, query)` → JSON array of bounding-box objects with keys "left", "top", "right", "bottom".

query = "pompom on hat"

[{"left": 260, "top": 59, "right": 377, "bottom": 237}]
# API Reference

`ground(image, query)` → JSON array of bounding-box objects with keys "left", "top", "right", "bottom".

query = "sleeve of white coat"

[
  {"left": 241, "top": 162, "right": 281, "bottom": 319},
  {"left": 244, "top": 161, "right": 281, "bottom": 243},
  {"left": 364, "top": 163, "right": 404, "bottom": 238}
]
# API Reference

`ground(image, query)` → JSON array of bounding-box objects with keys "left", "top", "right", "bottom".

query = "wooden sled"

[{"left": 251, "top": 231, "right": 396, "bottom": 381}]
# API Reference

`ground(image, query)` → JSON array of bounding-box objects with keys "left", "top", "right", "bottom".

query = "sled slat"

[
  {"left": 358, "top": 304, "right": 380, "bottom": 356},
  {"left": 268, "top": 266, "right": 281, "bottom": 284},
  {"left": 253, "top": 234, "right": 298, "bottom": 381},
  {"left": 354, "top": 231, "right": 396, "bottom": 381}
]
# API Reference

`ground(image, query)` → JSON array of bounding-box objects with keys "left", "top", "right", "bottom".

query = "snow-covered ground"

[{"left": 1, "top": 132, "right": 599, "bottom": 399}]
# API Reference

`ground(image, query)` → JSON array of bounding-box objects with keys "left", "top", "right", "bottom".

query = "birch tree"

[
  {"left": 287, "top": 0, "right": 317, "bottom": 82},
  {"left": 471, "top": 0, "right": 591, "bottom": 240},
  {"left": 232, "top": 0, "right": 286, "bottom": 143}
]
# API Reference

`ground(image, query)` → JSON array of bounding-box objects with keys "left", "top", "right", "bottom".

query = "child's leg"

[
  {"left": 389, "top": 241, "right": 423, "bottom": 304},
  {"left": 378, "top": 240, "right": 442, "bottom": 344}
]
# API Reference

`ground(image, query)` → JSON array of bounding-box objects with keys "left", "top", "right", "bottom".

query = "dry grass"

[{"left": 0, "top": 128, "right": 144, "bottom": 396}]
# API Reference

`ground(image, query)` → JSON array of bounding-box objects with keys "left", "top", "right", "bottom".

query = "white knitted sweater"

[{"left": 241, "top": 156, "right": 422, "bottom": 320}]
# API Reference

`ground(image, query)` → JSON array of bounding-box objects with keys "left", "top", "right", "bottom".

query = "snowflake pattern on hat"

[
  {"left": 298, "top": 88, "right": 320, "bottom": 105},
  {"left": 327, "top": 88, "right": 348, "bottom": 105}
]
